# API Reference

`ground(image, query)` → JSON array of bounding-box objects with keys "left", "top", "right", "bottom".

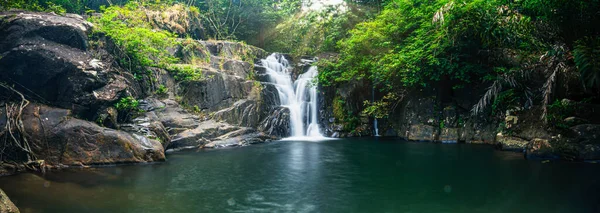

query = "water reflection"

[{"left": 0, "top": 139, "right": 599, "bottom": 213}]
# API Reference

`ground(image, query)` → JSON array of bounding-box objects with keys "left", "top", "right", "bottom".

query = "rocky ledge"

[{"left": 0, "top": 11, "right": 294, "bottom": 177}]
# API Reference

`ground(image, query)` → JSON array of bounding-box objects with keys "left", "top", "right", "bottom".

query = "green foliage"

[
  {"left": 115, "top": 96, "right": 140, "bottom": 112},
  {"left": 264, "top": 5, "right": 372, "bottom": 56},
  {"left": 491, "top": 89, "right": 518, "bottom": 115},
  {"left": 362, "top": 92, "right": 398, "bottom": 119},
  {"left": 91, "top": 2, "right": 180, "bottom": 71},
  {"left": 546, "top": 100, "right": 576, "bottom": 130},
  {"left": 574, "top": 36, "right": 600, "bottom": 91},
  {"left": 166, "top": 64, "right": 204, "bottom": 81},
  {"left": 193, "top": 0, "right": 301, "bottom": 42},
  {"left": 319, "top": 0, "right": 540, "bottom": 91},
  {"left": 1, "top": 0, "right": 68, "bottom": 14},
  {"left": 332, "top": 95, "right": 360, "bottom": 132},
  {"left": 155, "top": 84, "right": 168, "bottom": 95}
]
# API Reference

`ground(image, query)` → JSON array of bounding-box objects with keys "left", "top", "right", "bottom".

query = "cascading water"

[
  {"left": 261, "top": 53, "right": 326, "bottom": 140},
  {"left": 372, "top": 86, "right": 380, "bottom": 137}
]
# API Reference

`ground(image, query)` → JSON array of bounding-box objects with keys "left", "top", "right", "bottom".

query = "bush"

[{"left": 91, "top": 2, "right": 180, "bottom": 72}]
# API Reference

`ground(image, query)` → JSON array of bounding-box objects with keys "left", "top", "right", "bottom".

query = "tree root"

[{"left": 0, "top": 83, "right": 37, "bottom": 163}]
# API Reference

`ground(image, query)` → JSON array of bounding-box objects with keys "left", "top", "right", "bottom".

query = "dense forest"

[
  {"left": 1, "top": 1, "right": 600, "bottom": 212},
  {"left": 4, "top": 0, "right": 599, "bottom": 116},
  {"left": 1, "top": 0, "right": 600, "bottom": 157}
]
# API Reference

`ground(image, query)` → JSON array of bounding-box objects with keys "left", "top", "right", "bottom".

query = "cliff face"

[
  {"left": 318, "top": 69, "right": 600, "bottom": 161},
  {"left": 0, "top": 11, "right": 289, "bottom": 175}
]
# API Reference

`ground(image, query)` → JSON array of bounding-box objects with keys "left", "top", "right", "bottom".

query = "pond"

[{"left": 1, "top": 138, "right": 599, "bottom": 213}]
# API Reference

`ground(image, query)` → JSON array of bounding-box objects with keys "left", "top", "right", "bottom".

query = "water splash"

[{"left": 261, "top": 53, "right": 328, "bottom": 141}]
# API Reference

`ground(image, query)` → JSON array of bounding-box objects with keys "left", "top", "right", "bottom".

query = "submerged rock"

[{"left": 0, "top": 188, "right": 18, "bottom": 213}]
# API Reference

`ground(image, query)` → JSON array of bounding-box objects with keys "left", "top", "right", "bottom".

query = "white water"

[
  {"left": 261, "top": 53, "right": 327, "bottom": 141},
  {"left": 372, "top": 86, "right": 380, "bottom": 137}
]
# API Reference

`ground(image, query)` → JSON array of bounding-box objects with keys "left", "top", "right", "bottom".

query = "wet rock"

[
  {"left": 209, "top": 56, "right": 253, "bottom": 79},
  {"left": 408, "top": 124, "right": 437, "bottom": 141},
  {"left": 121, "top": 116, "right": 172, "bottom": 150},
  {"left": 149, "top": 99, "right": 200, "bottom": 134},
  {"left": 442, "top": 106, "right": 458, "bottom": 128},
  {"left": 169, "top": 120, "right": 238, "bottom": 149},
  {"left": 259, "top": 107, "right": 291, "bottom": 138},
  {"left": 570, "top": 124, "right": 600, "bottom": 143},
  {"left": 564, "top": 117, "right": 589, "bottom": 127},
  {"left": 460, "top": 119, "right": 497, "bottom": 144},
  {"left": 0, "top": 188, "right": 19, "bottom": 213},
  {"left": 577, "top": 144, "right": 600, "bottom": 160},
  {"left": 0, "top": 12, "right": 92, "bottom": 51},
  {"left": 439, "top": 128, "right": 459, "bottom": 143},
  {"left": 96, "top": 107, "right": 119, "bottom": 129},
  {"left": 21, "top": 104, "right": 165, "bottom": 165},
  {"left": 526, "top": 138, "right": 558, "bottom": 159},
  {"left": 213, "top": 100, "right": 261, "bottom": 127},
  {"left": 204, "top": 128, "right": 272, "bottom": 148},
  {"left": 496, "top": 133, "right": 529, "bottom": 152},
  {"left": 180, "top": 70, "right": 250, "bottom": 111}
]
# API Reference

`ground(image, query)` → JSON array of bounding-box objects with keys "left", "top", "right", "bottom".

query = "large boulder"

[
  {"left": 169, "top": 120, "right": 238, "bottom": 149},
  {"left": 0, "top": 188, "right": 18, "bottom": 213},
  {"left": 569, "top": 124, "right": 600, "bottom": 143},
  {"left": 259, "top": 107, "right": 291, "bottom": 138},
  {"left": 526, "top": 138, "right": 559, "bottom": 159},
  {"left": 408, "top": 124, "right": 437, "bottom": 141},
  {"left": 496, "top": 133, "right": 529, "bottom": 152},
  {"left": 0, "top": 12, "right": 138, "bottom": 118},
  {"left": 179, "top": 70, "right": 251, "bottom": 111},
  {"left": 577, "top": 144, "right": 600, "bottom": 160},
  {"left": 20, "top": 104, "right": 165, "bottom": 166},
  {"left": 213, "top": 99, "right": 262, "bottom": 127}
]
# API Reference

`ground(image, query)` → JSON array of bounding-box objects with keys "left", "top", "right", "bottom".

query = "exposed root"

[{"left": 0, "top": 83, "right": 37, "bottom": 163}]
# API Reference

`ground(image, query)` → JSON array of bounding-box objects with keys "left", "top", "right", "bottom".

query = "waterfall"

[
  {"left": 372, "top": 86, "right": 380, "bottom": 137},
  {"left": 261, "top": 53, "right": 326, "bottom": 140}
]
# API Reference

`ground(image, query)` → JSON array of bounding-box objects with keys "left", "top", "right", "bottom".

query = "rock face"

[
  {"left": 0, "top": 188, "right": 18, "bottom": 213},
  {"left": 0, "top": 12, "right": 139, "bottom": 119},
  {"left": 0, "top": 11, "right": 281, "bottom": 174},
  {"left": 20, "top": 104, "right": 165, "bottom": 165},
  {"left": 259, "top": 107, "right": 291, "bottom": 137}
]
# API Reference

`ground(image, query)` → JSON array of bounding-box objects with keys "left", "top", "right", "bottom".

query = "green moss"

[
  {"left": 166, "top": 64, "right": 204, "bottom": 81},
  {"left": 90, "top": 2, "right": 180, "bottom": 75}
]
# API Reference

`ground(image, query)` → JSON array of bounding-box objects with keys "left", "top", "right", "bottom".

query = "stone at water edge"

[
  {"left": 408, "top": 124, "right": 437, "bottom": 141},
  {"left": 526, "top": 138, "right": 559, "bottom": 159},
  {"left": 0, "top": 189, "right": 19, "bottom": 213},
  {"left": 496, "top": 133, "right": 529, "bottom": 152}
]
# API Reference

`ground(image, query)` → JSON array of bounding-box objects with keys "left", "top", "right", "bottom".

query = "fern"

[{"left": 574, "top": 36, "right": 600, "bottom": 91}]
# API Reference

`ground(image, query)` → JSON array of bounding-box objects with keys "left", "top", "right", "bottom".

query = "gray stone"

[
  {"left": 408, "top": 125, "right": 437, "bottom": 141},
  {"left": 0, "top": 188, "right": 19, "bottom": 213},
  {"left": 496, "top": 133, "right": 529, "bottom": 152},
  {"left": 19, "top": 104, "right": 165, "bottom": 166},
  {"left": 440, "top": 128, "right": 459, "bottom": 143},
  {"left": 526, "top": 138, "right": 558, "bottom": 159},
  {"left": 169, "top": 120, "right": 238, "bottom": 149}
]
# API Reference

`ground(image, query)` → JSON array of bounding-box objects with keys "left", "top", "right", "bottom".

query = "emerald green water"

[{"left": 1, "top": 138, "right": 599, "bottom": 213}]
